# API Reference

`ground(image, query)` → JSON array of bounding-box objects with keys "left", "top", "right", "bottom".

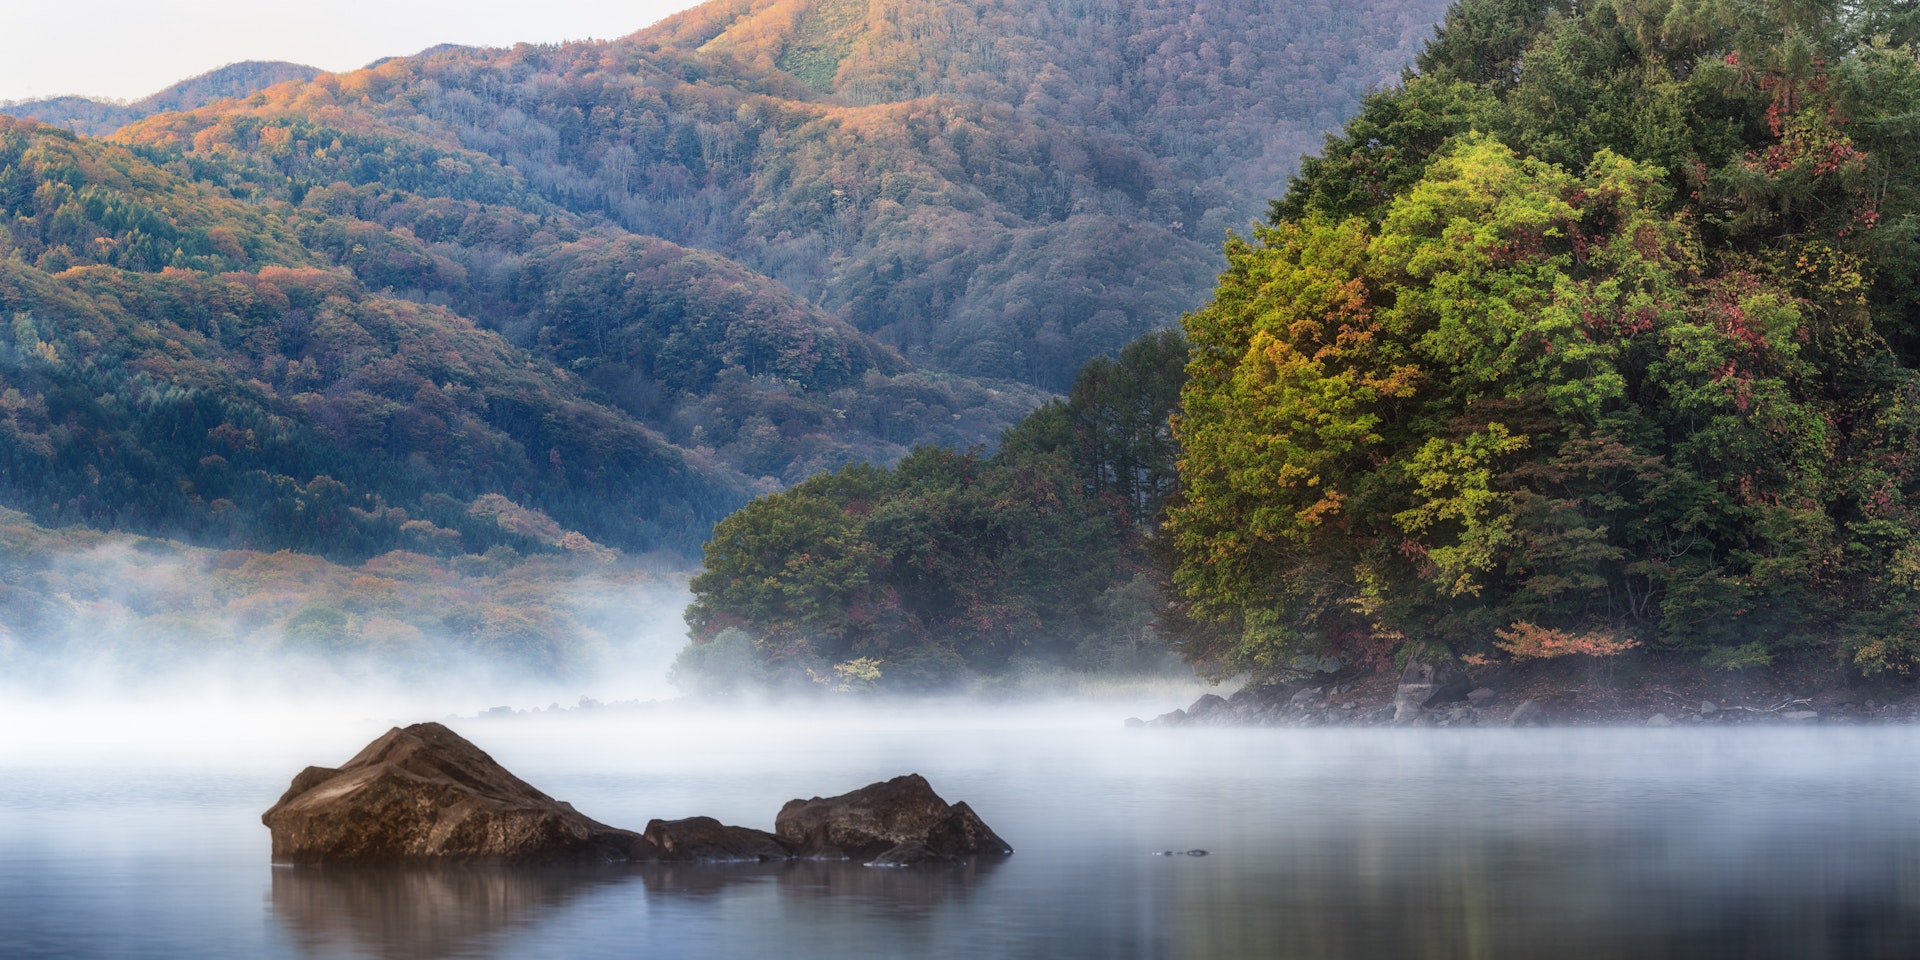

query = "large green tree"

[{"left": 1170, "top": 0, "right": 1920, "bottom": 675}]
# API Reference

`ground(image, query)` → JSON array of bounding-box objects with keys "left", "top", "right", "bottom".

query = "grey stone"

[
  {"left": 1392, "top": 684, "right": 1436, "bottom": 723},
  {"left": 1647, "top": 713, "right": 1672, "bottom": 727},
  {"left": 1509, "top": 699, "right": 1548, "bottom": 726},
  {"left": 1393, "top": 653, "right": 1473, "bottom": 721},
  {"left": 1782, "top": 710, "right": 1819, "bottom": 721},
  {"left": 1186, "top": 693, "right": 1230, "bottom": 721},
  {"left": 1699, "top": 700, "right": 1718, "bottom": 715},
  {"left": 1467, "top": 687, "right": 1498, "bottom": 705}
]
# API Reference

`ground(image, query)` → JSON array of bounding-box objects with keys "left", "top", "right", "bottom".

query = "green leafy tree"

[{"left": 1171, "top": 0, "right": 1920, "bottom": 676}]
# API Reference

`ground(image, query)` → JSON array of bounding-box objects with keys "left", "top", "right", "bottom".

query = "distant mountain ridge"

[
  {"left": 0, "top": 0, "right": 1448, "bottom": 566},
  {"left": 0, "top": 61, "right": 321, "bottom": 136},
  {"left": 113, "top": 0, "right": 1451, "bottom": 391}
]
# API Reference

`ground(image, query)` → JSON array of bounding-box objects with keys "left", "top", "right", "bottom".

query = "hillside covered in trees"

[
  {"left": 680, "top": 329, "right": 1186, "bottom": 691},
  {"left": 109, "top": 0, "right": 1451, "bottom": 392},
  {"left": 683, "top": 0, "right": 1920, "bottom": 690},
  {"left": 0, "top": 0, "right": 1449, "bottom": 571},
  {"left": 1173, "top": 0, "right": 1920, "bottom": 676}
]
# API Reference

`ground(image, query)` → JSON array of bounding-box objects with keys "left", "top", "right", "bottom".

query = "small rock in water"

[
  {"left": 1123, "top": 717, "right": 1145, "bottom": 728},
  {"left": 1185, "top": 849, "right": 1209, "bottom": 857},
  {"left": 643, "top": 816, "right": 790, "bottom": 862},
  {"left": 1699, "top": 700, "right": 1718, "bottom": 715},
  {"left": 775, "top": 773, "right": 1013, "bottom": 861},
  {"left": 1647, "top": 713, "right": 1672, "bottom": 727},
  {"left": 1152, "top": 849, "right": 1209, "bottom": 857},
  {"left": 1782, "top": 710, "right": 1819, "bottom": 721},
  {"left": 1509, "top": 699, "right": 1548, "bottom": 726}
]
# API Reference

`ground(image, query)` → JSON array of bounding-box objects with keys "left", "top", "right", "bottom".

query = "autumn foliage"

[
  {"left": 1492, "top": 622, "right": 1638, "bottom": 662},
  {"left": 1169, "top": 0, "right": 1920, "bottom": 674}
]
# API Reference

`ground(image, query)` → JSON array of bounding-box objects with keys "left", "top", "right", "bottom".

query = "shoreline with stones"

[{"left": 1132, "top": 651, "right": 1920, "bottom": 728}]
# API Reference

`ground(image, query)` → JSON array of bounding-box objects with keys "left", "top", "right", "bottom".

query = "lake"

[{"left": 3, "top": 700, "right": 1918, "bottom": 959}]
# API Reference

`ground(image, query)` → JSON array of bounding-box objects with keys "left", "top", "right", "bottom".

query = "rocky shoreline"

[{"left": 1131, "top": 653, "right": 1920, "bottom": 728}]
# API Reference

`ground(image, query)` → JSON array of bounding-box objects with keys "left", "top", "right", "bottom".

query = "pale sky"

[{"left": 0, "top": 0, "right": 710, "bottom": 104}]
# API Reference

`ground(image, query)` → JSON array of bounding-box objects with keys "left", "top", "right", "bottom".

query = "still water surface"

[{"left": 2, "top": 704, "right": 1917, "bottom": 959}]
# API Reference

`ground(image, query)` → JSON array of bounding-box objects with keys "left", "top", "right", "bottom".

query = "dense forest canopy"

[
  {"left": 1170, "top": 0, "right": 1920, "bottom": 676},
  {"left": 683, "top": 0, "right": 1920, "bottom": 690},
  {"left": 0, "top": 0, "right": 1451, "bottom": 577},
  {"left": 109, "top": 0, "right": 1452, "bottom": 391},
  {"left": 680, "top": 328, "right": 1187, "bottom": 690}
]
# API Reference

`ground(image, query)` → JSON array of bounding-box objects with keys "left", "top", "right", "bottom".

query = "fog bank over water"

[
  {"left": 0, "top": 518, "right": 706, "bottom": 714},
  {"left": 7, "top": 677, "right": 1920, "bottom": 959}
]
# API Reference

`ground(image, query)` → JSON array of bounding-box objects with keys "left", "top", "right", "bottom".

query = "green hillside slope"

[{"left": 115, "top": 0, "right": 1452, "bottom": 390}]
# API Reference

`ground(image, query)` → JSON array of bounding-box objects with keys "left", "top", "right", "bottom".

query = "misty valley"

[{"left": 6, "top": 0, "right": 1920, "bottom": 956}]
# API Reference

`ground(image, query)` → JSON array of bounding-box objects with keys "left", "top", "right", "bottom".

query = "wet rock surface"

[
  {"left": 642, "top": 817, "right": 790, "bottom": 862},
  {"left": 261, "top": 722, "right": 647, "bottom": 863},
  {"left": 775, "top": 774, "right": 1014, "bottom": 862},
  {"left": 267, "top": 725, "right": 1010, "bottom": 867}
]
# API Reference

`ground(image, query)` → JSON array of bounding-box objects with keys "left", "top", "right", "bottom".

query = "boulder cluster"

[{"left": 263, "top": 723, "right": 1012, "bottom": 865}]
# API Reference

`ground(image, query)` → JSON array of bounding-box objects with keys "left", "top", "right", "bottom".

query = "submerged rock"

[
  {"left": 865, "top": 840, "right": 949, "bottom": 867},
  {"left": 775, "top": 774, "right": 1013, "bottom": 862},
  {"left": 641, "top": 817, "right": 791, "bottom": 862},
  {"left": 261, "top": 722, "right": 647, "bottom": 863}
]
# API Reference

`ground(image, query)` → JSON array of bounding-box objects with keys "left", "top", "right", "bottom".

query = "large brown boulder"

[
  {"left": 774, "top": 774, "right": 1013, "bottom": 863},
  {"left": 261, "top": 722, "right": 652, "bottom": 862},
  {"left": 641, "top": 816, "right": 793, "bottom": 861}
]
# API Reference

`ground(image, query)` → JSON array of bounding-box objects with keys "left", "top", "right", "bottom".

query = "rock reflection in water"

[
  {"left": 271, "top": 862, "right": 634, "bottom": 959},
  {"left": 273, "top": 858, "right": 1003, "bottom": 958}
]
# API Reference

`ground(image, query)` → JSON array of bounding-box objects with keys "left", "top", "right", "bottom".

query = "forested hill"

[
  {"left": 0, "top": 62, "right": 323, "bottom": 137},
  {"left": 0, "top": 113, "right": 1042, "bottom": 562},
  {"left": 1170, "top": 0, "right": 1920, "bottom": 676},
  {"left": 679, "top": 0, "right": 1920, "bottom": 691},
  {"left": 0, "top": 0, "right": 1451, "bottom": 569},
  {"left": 118, "top": 0, "right": 1452, "bottom": 391}
]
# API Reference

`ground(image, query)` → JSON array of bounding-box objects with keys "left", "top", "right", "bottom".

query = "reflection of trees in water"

[
  {"left": 272, "top": 858, "right": 1005, "bottom": 959},
  {"left": 1168, "top": 827, "right": 1920, "bottom": 960}
]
